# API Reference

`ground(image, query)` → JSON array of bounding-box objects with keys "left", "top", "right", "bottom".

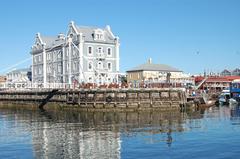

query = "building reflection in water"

[
  {"left": 0, "top": 107, "right": 210, "bottom": 158},
  {"left": 230, "top": 105, "right": 240, "bottom": 125},
  {"left": 31, "top": 110, "right": 121, "bottom": 159}
]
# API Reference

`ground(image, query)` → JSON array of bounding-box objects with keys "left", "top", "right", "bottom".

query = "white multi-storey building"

[{"left": 31, "top": 21, "right": 120, "bottom": 87}]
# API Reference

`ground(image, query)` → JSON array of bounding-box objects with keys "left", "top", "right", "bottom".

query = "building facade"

[
  {"left": 6, "top": 68, "right": 31, "bottom": 83},
  {"left": 126, "top": 59, "right": 194, "bottom": 88},
  {"left": 195, "top": 76, "right": 240, "bottom": 93},
  {"left": 0, "top": 76, "right": 6, "bottom": 83},
  {"left": 31, "top": 21, "right": 120, "bottom": 87},
  {"left": 221, "top": 68, "right": 240, "bottom": 76}
]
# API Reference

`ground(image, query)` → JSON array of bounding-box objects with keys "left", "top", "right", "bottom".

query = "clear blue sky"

[{"left": 0, "top": 0, "right": 240, "bottom": 75}]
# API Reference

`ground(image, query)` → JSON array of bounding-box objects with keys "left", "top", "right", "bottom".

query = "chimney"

[
  {"left": 148, "top": 58, "right": 152, "bottom": 64},
  {"left": 57, "top": 33, "right": 65, "bottom": 40}
]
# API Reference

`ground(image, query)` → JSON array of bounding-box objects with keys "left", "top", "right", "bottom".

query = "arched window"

[
  {"left": 107, "top": 62, "right": 112, "bottom": 71},
  {"left": 107, "top": 48, "right": 112, "bottom": 56},
  {"left": 88, "top": 62, "right": 93, "bottom": 71},
  {"left": 88, "top": 46, "right": 92, "bottom": 55},
  {"left": 98, "top": 61, "right": 103, "bottom": 69},
  {"left": 97, "top": 47, "right": 102, "bottom": 53},
  {"left": 88, "top": 77, "right": 93, "bottom": 83}
]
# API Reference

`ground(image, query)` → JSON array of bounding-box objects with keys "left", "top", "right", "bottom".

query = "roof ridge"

[{"left": 76, "top": 25, "right": 100, "bottom": 29}]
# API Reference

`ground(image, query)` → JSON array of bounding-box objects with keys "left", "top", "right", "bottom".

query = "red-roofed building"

[{"left": 195, "top": 76, "right": 240, "bottom": 93}]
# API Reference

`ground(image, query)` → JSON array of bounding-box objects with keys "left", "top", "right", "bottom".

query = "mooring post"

[
  {"left": 67, "top": 92, "right": 69, "bottom": 103},
  {"left": 137, "top": 92, "right": 140, "bottom": 108},
  {"left": 126, "top": 92, "right": 129, "bottom": 107},
  {"left": 78, "top": 92, "right": 81, "bottom": 106},
  {"left": 114, "top": 91, "right": 117, "bottom": 107},
  {"left": 103, "top": 91, "right": 107, "bottom": 108},
  {"left": 93, "top": 91, "right": 97, "bottom": 108},
  {"left": 150, "top": 91, "right": 153, "bottom": 107},
  {"left": 85, "top": 91, "right": 88, "bottom": 106}
]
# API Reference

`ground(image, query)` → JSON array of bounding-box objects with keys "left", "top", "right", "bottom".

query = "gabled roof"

[
  {"left": 75, "top": 25, "right": 116, "bottom": 44},
  {"left": 221, "top": 69, "right": 231, "bottom": 73},
  {"left": 41, "top": 35, "right": 65, "bottom": 49},
  {"left": 233, "top": 68, "right": 240, "bottom": 73},
  {"left": 127, "top": 62, "right": 182, "bottom": 72},
  {"left": 7, "top": 68, "right": 31, "bottom": 74}
]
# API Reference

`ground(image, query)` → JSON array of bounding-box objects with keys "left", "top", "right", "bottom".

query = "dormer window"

[
  {"left": 94, "top": 29, "right": 104, "bottom": 41},
  {"left": 95, "top": 33, "right": 104, "bottom": 40}
]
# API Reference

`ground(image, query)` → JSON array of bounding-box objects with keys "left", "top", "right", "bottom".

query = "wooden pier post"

[
  {"left": 126, "top": 92, "right": 129, "bottom": 108},
  {"left": 78, "top": 92, "right": 81, "bottom": 106},
  {"left": 137, "top": 92, "right": 140, "bottom": 108},
  {"left": 149, "top": 91, "right": 153, "bottom": 107}
]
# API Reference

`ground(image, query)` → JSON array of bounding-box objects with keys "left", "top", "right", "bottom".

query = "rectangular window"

[
  {"left": 88, "top": 47, "right": 92, "bottom": 55},
  {"left": 34, "top": 68, "right": 37, "bottom": 75},
  {"left": 47, "top": 53, "right": 51, "bottom": 60},
  {"left": 107, "top": 48, "right": 112, "bottom": 56},
  {"left": 108, "top": 62, "right": 112, "bottom": 71},
  {"left": 66, "top": 50, "right": 69, "bottom": 57},
  {"left": 38, "top": 67, "right": 42, "bottom": 75},
  {"left": 47, "top": 65, "right": 51, "bottom": 73},
  {"left": 97, "top": 47, "right": 102, "bottom": 53},
  {"left": 34, "top": 56, "right": 37, "bottom": 63},
  {"left": 38, "top": 55, "right": 42, "bottom": 62},
  {"left": 66, "top": 63, "right": 69, "bottom": 71},
  {"left": 58, "top": 64, "right": 62, "bottom": 73},
  {"left": 57, "top": 52, "right": 62, "bottom": 59},
  {"left": 88, "top": 62, "right": 93, "bottom": 71},
  {"left": 73, "top": 62, "right": 78, "bottom": 71}
]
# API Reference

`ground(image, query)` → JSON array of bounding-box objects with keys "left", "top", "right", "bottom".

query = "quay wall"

[{"left": 0, "top": 88, "right": 187, "bottom": 111}]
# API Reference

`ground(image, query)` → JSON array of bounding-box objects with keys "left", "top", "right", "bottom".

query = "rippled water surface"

[{"left": 0, "top": 105, "right": 240, "bottom": 159}]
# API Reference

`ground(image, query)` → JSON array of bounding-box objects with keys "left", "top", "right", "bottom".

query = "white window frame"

[
  {"left": 97, "top": 47, "right": 103, "bottom": 54},
  {"left": 107, "top": 47, "right": 112, "bottom": 57},
  {"left": 66, "top": 50, "right": 69, "bottom": 57},
  {"left": 38, "top": 55, "right": 42, "bottom": 62},
  {"left": 107, "top": 62, "right": 112, "bottom": 71},
  {"left": 97, "top": 61, "right": 103, "bottom": 69},
  {"left": 38, "top": 67, "right": 42, "bottom": 75},
  {"left": 34, "top": 55, "right": 37, "bottom": 63},
  {"left": 57, "top": 51, "right": 62, "bottom": 59},
  {"left": 88, "top": 61, "right": 93, "bottom": 71},
  {"left": 88, "top": 46, "right": 93, "bottom": 56},
  {"left": 73, "top": 61, "right": 78, "bottom": 71},
  {"left": 47, "top": 65, "right": 51, "bottom": 73},
  {"left": 66, "top": 63, "right": 69, "bottom": 71},
  {"left": 34, "top": 68, "right": 37, "bottom": 76},
  {"left": 88, "top": 77, "right": 93, "bottom": 83},
  {"left": 94, "top": 29, "right": 105, "bottom": 41},
  {"left": 58, "top": 64, "right": 62, "bottom": 73},
  {"left": 47, "top": 53, "right": 51, "bottom": 60}
]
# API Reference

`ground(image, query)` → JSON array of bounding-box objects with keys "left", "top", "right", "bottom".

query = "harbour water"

[{"left": 0, "top": 105, "right": 240, "bottom": 159}]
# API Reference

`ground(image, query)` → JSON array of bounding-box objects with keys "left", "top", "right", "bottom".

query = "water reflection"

[
  {"left": 1, "top": 105, "right": 240, "bottom": 159},
  {"left": 230, "top": 105, "right": 240, "bottom": 125}
]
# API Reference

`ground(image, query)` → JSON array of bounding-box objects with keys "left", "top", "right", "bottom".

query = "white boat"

[
  {"left": 218, "top": 88, "right": 230, "bottom": 105},
  {"left": 229, "top": 98, "right": 238, "bottom": 106}
]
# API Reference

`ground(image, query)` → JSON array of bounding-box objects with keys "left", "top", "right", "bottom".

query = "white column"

[
  {"left": 62, "top": 47, "right": 66, "bottom": 83},
  {"left": 68, "top": 37, "right": 72, "bottom": 85},
  {"left": 31, "top": 53, "right": 34, "bottom": 84},
  {"left": 78, "top": 33, "right": 84, "bottom": 83},
  {"left": 115, "top": 37, "right": 120, "bottom": 72},
  {"left": 115, "top": 37, "right": 120, "bottom": 84},
  {"left": 42, "top": 44, "right": 47, "bottom": 88}
]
